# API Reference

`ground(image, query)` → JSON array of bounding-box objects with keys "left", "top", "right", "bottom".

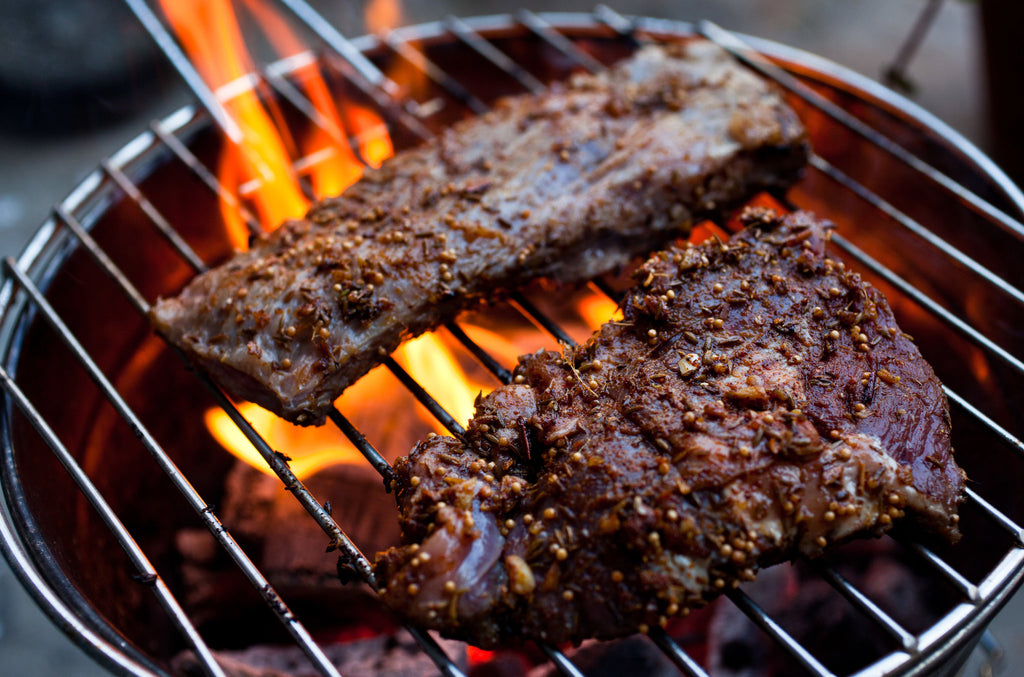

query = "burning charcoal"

[
  {"left": 707, "top": 566, "right": 790, "bottom": 677},
  {"left": 707, "top": 540, "right": 952, "bottom": 676},
  {"left": 171, "top": 629, "right": 467, "bottom": 677},
  {"left": 176, "top": 460, "right": 399, "bottom": 626}
]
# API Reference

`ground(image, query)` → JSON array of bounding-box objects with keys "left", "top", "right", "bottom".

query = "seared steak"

[
  {"left": 150, "top": 42, "right": 807, "bottom": 424},
  {"left": 374, "top": 209, "right": 964, "bottom": 647}
]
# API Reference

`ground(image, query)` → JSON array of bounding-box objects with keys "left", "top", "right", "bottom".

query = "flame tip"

[{"left": 161, "top": 0, "right": 395, "bottom": 243}]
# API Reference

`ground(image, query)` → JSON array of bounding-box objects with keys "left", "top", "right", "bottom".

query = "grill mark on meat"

[
  {"left": 374, "top": 209, "right": 964, "bottom": 648},
  {"left": 149, "top": 42, "right": 808, "bottom": 425}
]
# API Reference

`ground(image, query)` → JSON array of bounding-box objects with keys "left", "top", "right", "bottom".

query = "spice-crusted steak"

[
  {"left": 374, "top": 209, "right": 964, "bottom": 648},
  {"left": 149, "top": 42, "right": 807, "bottom": 425}
]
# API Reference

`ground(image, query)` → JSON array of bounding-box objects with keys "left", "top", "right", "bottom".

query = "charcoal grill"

[{"left": 1, "top": 6, "right": 1023, "bottom": 677}]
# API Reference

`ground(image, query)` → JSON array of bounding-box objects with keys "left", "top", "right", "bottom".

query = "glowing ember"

[{"left": 465, "top": 646, "right": 497, "bottom": 666}]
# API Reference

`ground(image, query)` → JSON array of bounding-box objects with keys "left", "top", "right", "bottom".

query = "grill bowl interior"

[{"left": 1, "top": 13, "right": 1023, "bottom": 677}]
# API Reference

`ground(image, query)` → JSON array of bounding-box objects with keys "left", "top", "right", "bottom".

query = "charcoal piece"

[
  {"left": 176, "top": 461, "right": 398, "bottom": 628},
  {"left": 171, "top": 629, "right": 467, "bottom": 677}
]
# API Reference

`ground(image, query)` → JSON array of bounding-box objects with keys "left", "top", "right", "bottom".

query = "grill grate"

[{"left": 1, "top": 7, "right": 1022, "bottom": 677}]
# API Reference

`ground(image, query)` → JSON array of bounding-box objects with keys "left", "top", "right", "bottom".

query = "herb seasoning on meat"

[
  {"left": 374, "top": 209, "right": 964, "bottom": 648},
  {"left": 150, "top": 42, "right": 807, "bottom": 425}
]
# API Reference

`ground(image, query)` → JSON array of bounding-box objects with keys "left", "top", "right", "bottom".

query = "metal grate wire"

[{"left": 0, "top": 6, "right": 1022, "bottom": 677}]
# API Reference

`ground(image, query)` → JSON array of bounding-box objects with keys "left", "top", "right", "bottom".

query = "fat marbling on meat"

[
  {"left": 150, "top": 42, "right": 807, "bottom": 424},
  {"left": 374, "top": 208, "right": 964, "bottom": 648}
]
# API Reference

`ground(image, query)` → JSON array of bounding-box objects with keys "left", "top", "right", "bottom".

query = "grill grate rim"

[{"left": 0, "top": 8, "right": 1021, "bottom": 677}]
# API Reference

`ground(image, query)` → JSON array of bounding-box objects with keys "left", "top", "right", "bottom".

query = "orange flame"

[
  {"left": 160, "top": 0, "right": 407, "bottom": 477},
  {"left": 240, "top": 0, "right": 370, "bottom": 197},
  {"left": 204, "top": 293, "right": 622, "bottom": 479},
  {"left": 578, "top": 294, "right": 623, "bottom": 329},
  {"left": 364, "top": 0, "right": 431, "bottom": 103},
  {"left": 175, "top": 1, "right": 626, "bottom": 481},
  {"left": 365, "top": 0, "right": 402, "bottom": 35},
  {"left": 346, "top": 106, "right": 394, "bottom": 169},
  {"left": 205, "top": 402, "right": 363, "bottom": 478},
  {"left": 205, "top": 332, "right": 498, "bottom": 479},
  {"left": 159, "top": 0, "right": 308, "bottom": 250},
  {"left": 159, "top": 0, "right": 396, "bottom": 250}
]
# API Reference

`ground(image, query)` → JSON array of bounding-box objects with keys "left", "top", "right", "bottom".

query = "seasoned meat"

[
  {"left": 149, "top": 42, "right": 807, "bottom": 425},
  {"left": 374, "top": 209, "right": 964, "bottom": 648}
]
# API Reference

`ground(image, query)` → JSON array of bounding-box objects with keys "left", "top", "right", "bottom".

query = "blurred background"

[{"left": 0, "top": 0, "right": 1018, "bottom": 674}]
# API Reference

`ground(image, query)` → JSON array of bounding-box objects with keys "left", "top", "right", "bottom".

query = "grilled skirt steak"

[
  {"left": 374, "top": 208, "right": 964, "bottom": 648},
  {"left": 149, "top": 42, "right": 807, "bottom": 425}
]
